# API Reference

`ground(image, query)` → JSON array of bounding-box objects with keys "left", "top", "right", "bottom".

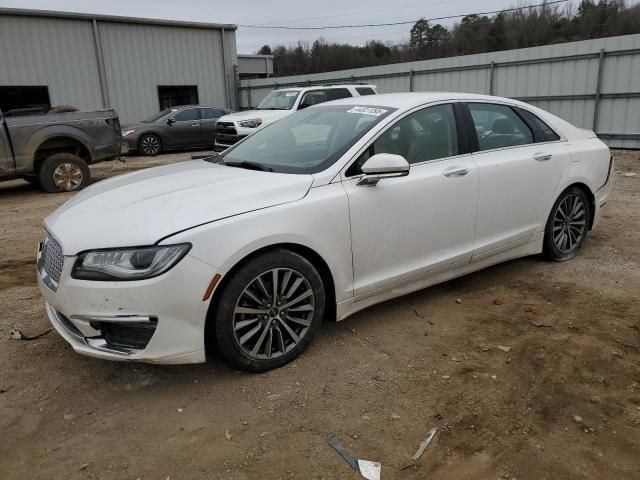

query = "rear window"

[
  {"left": 517, "top": 108, "right": 561, "bottom": 142},
  {"left": 326, "top": 88, "right": 352, "bottom": 101},
  {"left": 356, "top": 87, "right": 376, "bottom": 96}
]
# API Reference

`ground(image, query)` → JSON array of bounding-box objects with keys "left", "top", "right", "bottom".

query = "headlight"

[
  {"left": 238, "top": 119, "right": 262, "bottom": 128},
  {"left": 72, "top": 244, "right": 191, "bottom": 281},
  {"left": 121, "top": 129, "right": 136, "bottom": 136}
]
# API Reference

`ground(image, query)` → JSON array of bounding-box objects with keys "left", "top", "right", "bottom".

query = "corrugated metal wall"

[
  {"left": 98, "top": 22, "right": 236, "bottom": 123},
  {"left": 240, "top": 34, "right": 640, "bottom": 149},
  {"left": 0, "top": 15, "right": 104, "bottom": 110},
  {"left": 0, "top": 13, "right": 238, "bottom": 123}
]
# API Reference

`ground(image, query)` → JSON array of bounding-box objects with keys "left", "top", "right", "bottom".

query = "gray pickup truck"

[{"left": 0, "top": 108, "right": 126, "bottom": 192}]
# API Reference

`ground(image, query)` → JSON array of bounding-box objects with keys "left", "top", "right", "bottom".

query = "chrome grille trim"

[{"left": 37, "top": 232, "right": 64, "bottom": 291}]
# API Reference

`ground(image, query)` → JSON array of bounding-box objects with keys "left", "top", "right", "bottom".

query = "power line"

[
  {"left": 238, "top": 0, "right": 568, "bottom": 30},
  {"left": 250, "top": 0, "right": 474, "bottom": 27}
]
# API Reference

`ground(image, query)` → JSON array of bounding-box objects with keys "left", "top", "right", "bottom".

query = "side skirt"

[{"left": 336, "top": 232, "right": 544, "bottom": 321}]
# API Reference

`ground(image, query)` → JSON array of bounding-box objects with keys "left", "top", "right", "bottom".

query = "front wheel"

[
  {"left": 543, "top": 186, "right": 591, "bottom": 261},
  {"left": 138, "top": 134, "right": 162, "bottom": 156},
  {"left": 38, "top": 153, "right": 91, "bottom": 193},
  {"left": 214, "top": 249, "right": 325, "bottom": 372}
]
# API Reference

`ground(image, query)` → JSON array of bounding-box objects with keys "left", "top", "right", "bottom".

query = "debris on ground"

[
  {"left": 498, "top": 346, "right": 512, "bottom": 353},
  {"left": 79, "top": 463, "right": 89, "bottom": 470},
  {"left": 390, "top": 413, "right": 400, "bottom": 420},
  {"left": 573, "top": 415, "right": 583, "bottom": 424},
  {"left": 531, "top": 319, "right": 553, "bottom": 328},
  {"left": 493, "top": 298, "right": 504, "bottom": 305},
  {"left": 327, "top": 433, "right": 381, "bottom": 480},
  {"left": 0, "top": 387, "right": 12, "bottom": 394},
  {"left": 225, "top": 429, "right": 232, "bottom": 441},
  {"left": 622, "top": 172, "right": 637, "bottom": 177},
  {"left": 10, "top": 328, "right": 53, "bottom": 341},
  {"left": 411, "top": 427, "right": 438, "bottom": 461},
  {"left": 456, "top": 298, "right": 463, "bottom": 304}
]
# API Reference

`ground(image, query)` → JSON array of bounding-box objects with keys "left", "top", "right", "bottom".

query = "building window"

[
  {"left": 0, "top": 86, "right": 51, "bottom": 116},
  {"left": 158, "top": 85, "right": 199, "bottom": 110}
]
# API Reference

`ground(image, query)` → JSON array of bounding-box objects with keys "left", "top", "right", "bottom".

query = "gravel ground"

[{"left": 0, "top": 149, "right": 638, "bottom": 480}]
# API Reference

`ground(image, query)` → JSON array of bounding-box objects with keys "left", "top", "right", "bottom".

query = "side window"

[
  {"left": 347, "top": 104, "right": 459, "bottom": 176},
  {"left": 326, "top": 88, "right": 352, "bottom": 101},
  {"left": 468, "top": 103, "right": 533, "bottom": 151},
  {"left": 173, "top": 108, "right": 199, "bottom": 122},
  {"left": 356, "top": 87, "right": 376, "bottom": 96},
  {"left": 299, "top": 90, "right": 328, "bottom": 109},
  {"left": 516, "top": 108, "right": 560, "bottom": 142},
  {"left": 200, "top": 108, "right": 224, "bottom": 119}
]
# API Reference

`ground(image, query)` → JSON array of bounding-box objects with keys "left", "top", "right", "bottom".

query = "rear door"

[
  {"left": 166, "top": 107, "right": 202, "bottom": 148},
  {"left": 464, "top": 102, "right": 568, "bottom": 258},
  {"left": 0, "top": 110, "right": 13, "bottom": 175}
]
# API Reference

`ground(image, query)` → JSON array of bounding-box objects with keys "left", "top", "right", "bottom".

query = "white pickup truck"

[{"left": 214, "top": 84, "right": 377, "bottom": 151}]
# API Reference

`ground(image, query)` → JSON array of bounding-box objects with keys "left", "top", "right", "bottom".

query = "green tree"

[{"left": 257, "top": 45, "right": 272, "bottom": 55}]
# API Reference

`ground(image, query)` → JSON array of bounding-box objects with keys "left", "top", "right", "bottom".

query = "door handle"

[
  {"left": 191, "top": 123, "right": 199, "bottom": 127},
  {"left": 443, "top": 166, "right": 469, "bottom": 177},
  {"left": 534, "top": 153, "right": 552, "bottom": 162}
]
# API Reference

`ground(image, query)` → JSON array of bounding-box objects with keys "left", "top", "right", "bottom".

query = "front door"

[
  {"left": 199, "top": 108, "right": 226, "bottom": 146},
  {"left": 165, "top": 107, "right": 202, "bottom": 149},
  {"left": 342, "top": 103, "right": 479, "bottom": 297},
  {"left": 465, "top": 102, "right": 567, "bottom": 257}
]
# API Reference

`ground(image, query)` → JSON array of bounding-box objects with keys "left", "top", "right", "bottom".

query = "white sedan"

[{"left": 37, "top": 93, "right": 614, "bottom": 371}]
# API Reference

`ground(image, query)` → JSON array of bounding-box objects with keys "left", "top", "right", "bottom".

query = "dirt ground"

[{"left": 0, "top": 150, "right": 638, "bottom": 480}]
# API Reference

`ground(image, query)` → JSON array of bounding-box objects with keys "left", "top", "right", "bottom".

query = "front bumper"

[
  {"left": 37, "top": 252, "right": 217, "bottom": 364},
  {"left": 214, "top": 133, "right": 247, "bottom": 151}
]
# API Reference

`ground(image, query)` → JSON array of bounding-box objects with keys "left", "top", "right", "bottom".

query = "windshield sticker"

[
  {"left": 285, "top": 92, "right": 298, "bottom": 96},
  {"left": 347, "top": 106, "right": 387, "bottom": 116}
]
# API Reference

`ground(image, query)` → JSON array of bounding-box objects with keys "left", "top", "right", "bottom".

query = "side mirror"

[
  {"left": 358, "top": 153, "right": 410, "bottom": 186},
  {"left": 166, "top": 117, "right": 176, "bottom": 125}
]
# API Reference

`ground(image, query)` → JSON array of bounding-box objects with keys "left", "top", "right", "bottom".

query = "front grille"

[
  {"left": 216, "top": 121, "right": 237, "bottom": 135},
  {"left": 40, "top": 232, "right": 64, "bottom": 285}
]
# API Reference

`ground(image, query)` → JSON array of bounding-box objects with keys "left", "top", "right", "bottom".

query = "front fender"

[{"left": 162, "top": 183, "right": 354, "bottom": 303}]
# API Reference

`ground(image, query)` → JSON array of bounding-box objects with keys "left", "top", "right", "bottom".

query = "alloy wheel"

[
  {"left": 141, "top": 136, "right": 160, "bottom": 155},
  {"left": 232, "top": 268, "right": 315, "bottom": 360},
  {"left": 552, "top": 194, "right": 587, "bottom": 253},
  {"left": 53, "top": 163, "right": 83, "bottom": 191}
]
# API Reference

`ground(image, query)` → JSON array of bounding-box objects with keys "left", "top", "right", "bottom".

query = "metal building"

[{"left": 0, "top": 8, "right": 238, "bottom": 123}]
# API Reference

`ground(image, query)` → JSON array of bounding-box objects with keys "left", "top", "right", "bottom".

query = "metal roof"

[{"left": 0, "top": 7, "right": 237, "bottom": 30}]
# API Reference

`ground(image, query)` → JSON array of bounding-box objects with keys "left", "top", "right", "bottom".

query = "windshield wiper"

[{"left": 224, "top": 160, "right": 273, "bottom": 172}]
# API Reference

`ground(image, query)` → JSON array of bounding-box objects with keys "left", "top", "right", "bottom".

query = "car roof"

[
  {"left": 275, "top": 84, "right": 376, "bottom": 93},
  {"left": 324, "top": 92, "right": 528, "bottom": 110}
]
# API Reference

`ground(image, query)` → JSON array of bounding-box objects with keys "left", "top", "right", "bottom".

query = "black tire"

[
  {"left": 543, "top": 186, "right": 591, "bottom": 261},
  {"left": 214, "top": 249, "right": 326, "bottom": 372},
  {"left": 138, "top": 134, "right": 162, "bottom": 156},
  {"left": 38, "top": 153, "right": 91, "bottom": 193}
]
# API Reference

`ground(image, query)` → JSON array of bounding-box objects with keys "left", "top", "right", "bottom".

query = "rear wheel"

[
  {"left": 214, "top": 249, "right": 325, "bottom": 372},
  {"left": 38, "top": 153, "right": 90, "bottom": 193},
  {"left": 543, "top": 186, "right": 591, "bottom": 261},
  {"left": 138, "top": 134, "right": 161, "bottom": 156}
]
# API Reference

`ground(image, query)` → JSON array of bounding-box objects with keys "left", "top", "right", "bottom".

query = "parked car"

[
  {"left": 214, "top": 84, "right": 377, "bottom": 151},
  {"left": 0, "top": 108, "right": 126, "bottom": 192},
  {"left": 37, "top": 92, "right": 614, "bottom": 372},
  {"left": 122, "top": 105, "right": 232, "bottom": 156}
]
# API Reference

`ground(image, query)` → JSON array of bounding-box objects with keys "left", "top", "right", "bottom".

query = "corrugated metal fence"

[{"left": 239, "top": 34, "right": 640, "bottom": 149}]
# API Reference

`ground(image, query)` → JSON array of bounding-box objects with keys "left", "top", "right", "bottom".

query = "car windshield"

[
  {"left": 216, "top": 105, "right": 395, "bottom": 174},
  {"left": 143, "top": 108, "right": 177, "bottom": 123},
  {"left": 257, "top": 90, "right": 300, "bottom": 110}
]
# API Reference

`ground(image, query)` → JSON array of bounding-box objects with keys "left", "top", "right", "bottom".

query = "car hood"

[
  {"left": 218, "top": 110, "right": 292, "bottom": 125},
  {"left": 44, "top": 160, "right": 313, "bottom": 255}
]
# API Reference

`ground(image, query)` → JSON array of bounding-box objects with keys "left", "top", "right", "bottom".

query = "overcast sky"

[{"left": 0, "top": 0, "right": 590, "bottom": 53}]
